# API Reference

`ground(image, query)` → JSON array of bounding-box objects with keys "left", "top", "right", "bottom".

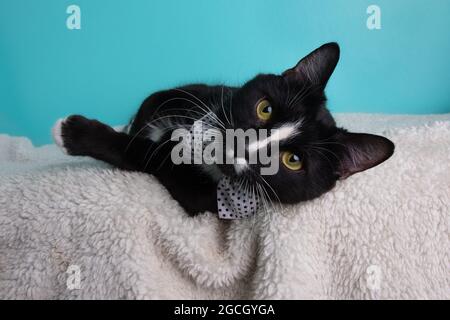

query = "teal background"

[{"left": 1, "top": 0, "right": 450, "bottom": 145}]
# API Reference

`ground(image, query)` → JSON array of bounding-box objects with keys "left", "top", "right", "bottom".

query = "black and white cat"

[{"left": 52, "top": 43, "right": 394, "bottom": 216}]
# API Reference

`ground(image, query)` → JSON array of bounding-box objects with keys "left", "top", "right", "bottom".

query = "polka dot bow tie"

[{"left": 217, "top": 176, "right": 259, "bottom": 219}]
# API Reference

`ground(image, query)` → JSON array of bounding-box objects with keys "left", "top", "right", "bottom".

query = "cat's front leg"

[
  {"left": 53, "top": 115, "right": 115, "bottom": 156},
  {"left": 52, "top": 115, "right": 153, "bottom": 170},
  {"left": 53, "top": 115, "right": 219, "bottom": 214}
]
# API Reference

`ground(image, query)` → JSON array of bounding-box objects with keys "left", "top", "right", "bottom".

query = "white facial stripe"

[
  {"left": 248, "top": 121, "right": 302, "bottom": 153},
  {"left": 271, "top": 124, "right": 298, "bottom": 144}
]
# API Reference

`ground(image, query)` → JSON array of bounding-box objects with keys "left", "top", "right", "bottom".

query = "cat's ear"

[
  {"left": 334, "top": 130, "right": 395, "bottom": 179},
  {"left": 283, "top": 42, "right": 340, "bottom": 87}
]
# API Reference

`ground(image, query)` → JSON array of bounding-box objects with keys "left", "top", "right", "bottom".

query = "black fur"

[{"left": 57, "top": 43, "right": 394, "bottom": 215}]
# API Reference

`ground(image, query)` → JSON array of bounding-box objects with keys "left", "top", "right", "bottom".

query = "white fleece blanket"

[{"left": 0, "top": 114, "right": 449, "bottom": 299}]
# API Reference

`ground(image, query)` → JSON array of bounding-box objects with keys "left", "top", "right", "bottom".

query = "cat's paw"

[
  {"left": 52, "top": 118, "right": 69, "bottom": 154},
  {"left": 52, "top": 115, "right": 108, "bottom": 156}
]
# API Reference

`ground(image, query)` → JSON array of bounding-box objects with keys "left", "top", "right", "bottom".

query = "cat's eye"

[
  {"left": 256, "top": 99, "right": 273, "bottom": 121},
  {"left": 281, "top": 151, "right": 303, "bottom": 171}
]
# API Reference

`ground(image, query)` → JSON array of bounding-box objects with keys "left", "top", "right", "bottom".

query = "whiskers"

[
  {"left": 306, "top": 138, "right": 346, "bottom": 172},
  {"left": 209, "top": 85, "right": 234, "bottom": 128},
  {"left": 220, "top": 86, "right": 232, "bottom": 126},
  {"left": 124, "top": 89, "right": 230, "bottom": 170},
  {"left": 251, "top": 174, "right": 284, "bottom": 229}
]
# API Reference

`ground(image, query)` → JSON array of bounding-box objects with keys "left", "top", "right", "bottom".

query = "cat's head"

[{"left": 217, "top": 43, "right": 394, "bottom": 204}]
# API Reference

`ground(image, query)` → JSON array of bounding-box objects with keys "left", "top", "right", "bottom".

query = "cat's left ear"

[
  {"left": 334, "top": 130, "right": 395, "bottom": 179},
  {"left": 283, "top": 42, "right": 340, "bottom": 87}
]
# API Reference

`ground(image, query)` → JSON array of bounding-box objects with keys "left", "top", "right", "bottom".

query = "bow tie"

[{"left": 217, "top": 176, "right": 259, "bottom": 219}]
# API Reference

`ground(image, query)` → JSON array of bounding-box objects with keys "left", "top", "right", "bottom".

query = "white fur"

[
  {"left": 52, "top": 118, "right": 68, "bottom": 154},
  {"left": 0, "top": 114, "right": 449, "bottom": 299},
  {"left": 248, "top": 122, "right": 300, "bottom": 153},
  {"left": 233, "top": 158, "right": 248, "bottom": 174},
  {"left": 148, "top": 125, "right": 164, "bottom": 142}
]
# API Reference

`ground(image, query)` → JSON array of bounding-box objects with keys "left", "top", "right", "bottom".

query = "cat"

[{"left": 52, "top": 43, "right": 394, "bottom": 217}]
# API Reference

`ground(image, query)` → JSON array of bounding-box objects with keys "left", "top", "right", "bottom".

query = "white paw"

[{"left": 52, "top": 118, "right": 68, "bottom": 154}]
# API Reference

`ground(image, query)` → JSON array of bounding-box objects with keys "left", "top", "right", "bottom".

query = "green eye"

[
  {"left": 256, "top": 99, "right": 273, "bottom": 120},
  {"left": 281, "top": 151, "right": 303, "bottom": 171}
]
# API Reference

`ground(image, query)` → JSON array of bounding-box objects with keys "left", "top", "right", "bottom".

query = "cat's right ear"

[
  {"left": 282, "top": 42, "right": 340, "bottom": 88},
  {"left": 334, "top": 130, "right": 395, "bottom": 179}
]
